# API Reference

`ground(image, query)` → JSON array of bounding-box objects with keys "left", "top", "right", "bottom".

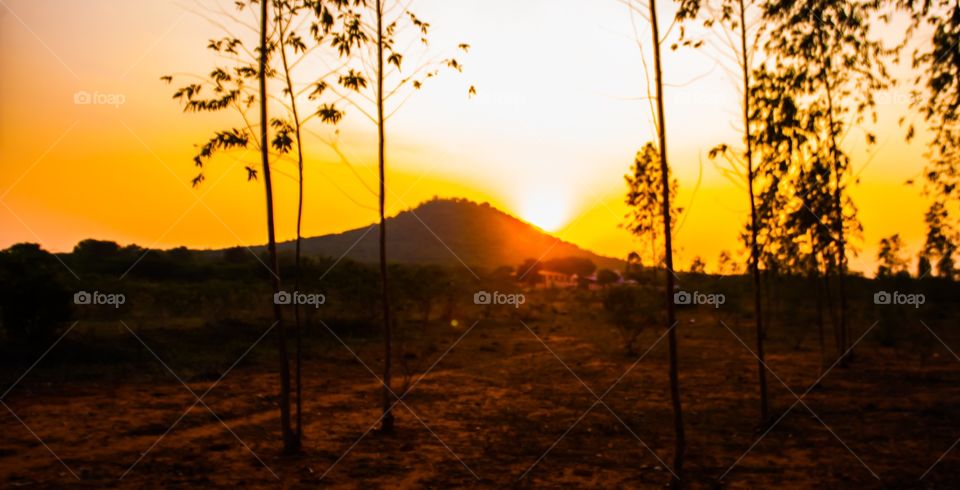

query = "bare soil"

[{"left": 1, "top": 311, "right": 958, "bottom": 489}]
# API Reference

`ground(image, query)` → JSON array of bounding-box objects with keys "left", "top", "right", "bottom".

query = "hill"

[{"left": 267, "top": 198, "right": 624, "bottom": 271}]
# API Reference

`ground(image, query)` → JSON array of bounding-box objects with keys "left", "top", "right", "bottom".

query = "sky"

[{"left": 0, "top": 0, "right": 934, "bottom": 275}]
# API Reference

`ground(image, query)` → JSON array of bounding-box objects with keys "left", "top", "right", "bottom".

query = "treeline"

[{"left": 0, "top": 239, "right": 618, "bottom": 344}]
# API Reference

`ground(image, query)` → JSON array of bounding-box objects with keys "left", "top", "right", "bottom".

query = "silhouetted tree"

[
  {"left": 0, "top": 244, "right": 73, "bottom": 345},
  {"left": 603, "top": 285, "right": 659, "bottom": 355},
  {"left": 688, "top": 256, "right": 706, "bottom": 274},
  {"left": 788, "top": 150, "right": 852, "bottom": 365},
  {"left": 625, "top": 251, "right": 644, "bottom": 279},
  {"left": 73, "top": 238, "right": 121, "bottom": 258},
  {"left": 678, "top": 0, "right": 772, "bottom": 423},
  {"left": 746, "top": 63, "right": 859, "bottom": 365},
  {"left": 271, "top": 0, "right": 363, "bottom": 446},
  {"left": 763, "top": 0, "right": 894, "bottom": 361},
  {"left": 922, "top": 201, "right": 957, "bottom": 279},
  {"left": 917, "top": 253, "right": 933, "bottom": 278},
  {"left": 877, "top": 234, "right": 909, "bottom": 277},
  {"left": 596, "top": 268, "right": 621, "bottom": 286},
  {"left": 223, "top": 246, "right": 250, "bottom": 264},
  {"left": 543, "top": 257, "right": 597, "bottom": 277},
  {"left": 625, "top": 0, "right": 686, "bottom": 482},
  {"left": 901, "top": 0, "right": 959, "bottom": 278},
  {"left": 163, "top": 0, "right": 296, "bottom": 452},
  {"left": 273, "top": 0, "right": 308, "bottom": 445},
  {"left": 324, "top": 0, "right": 469, "bottom": 432},
  {"left": 258, "top": 0, "right": 296, "bottom": 453},
  {"left": 717, "top": 250, "right": 737, "bottom": 275},
  {"left": 517, "top": 258, "right": 544, "bottom": 285},
  {"left": 623, "top": 142, "right": 681, "bottom": 281}
]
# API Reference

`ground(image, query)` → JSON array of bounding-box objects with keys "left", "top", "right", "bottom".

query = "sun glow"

[{"left": 520, "top": 190, "right": 570, "bottom": 233}]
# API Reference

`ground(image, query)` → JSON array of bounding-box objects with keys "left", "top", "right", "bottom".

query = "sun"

[{"left": 520, "top": 190, "right": 570, "bottom": 232}]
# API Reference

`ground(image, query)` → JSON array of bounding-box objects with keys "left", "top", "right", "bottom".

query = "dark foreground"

[{"left": 1, "top": 306, "right": 958, "bottom": 489}]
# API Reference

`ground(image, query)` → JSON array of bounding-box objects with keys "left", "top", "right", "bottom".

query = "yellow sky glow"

[{"left": 0, "top": 0, "right": 933, "bottom": 275}]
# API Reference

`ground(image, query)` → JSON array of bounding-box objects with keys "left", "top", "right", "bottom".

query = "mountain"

[{"left": 267, "top": 198, "right": 624, "bottom": 272}]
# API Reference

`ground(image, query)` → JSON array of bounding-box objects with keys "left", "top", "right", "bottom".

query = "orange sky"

[{"left": 0, "top": 0, "right": 933, "bottom": 275}]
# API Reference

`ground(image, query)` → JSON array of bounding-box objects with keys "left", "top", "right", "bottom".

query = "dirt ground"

[{"left": 1, "top": 308, "right": 958, "bottom": 489}]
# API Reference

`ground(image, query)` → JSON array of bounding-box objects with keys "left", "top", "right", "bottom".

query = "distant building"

[{"left": 538, "top": 270, "right": 577, "bottom": 288}]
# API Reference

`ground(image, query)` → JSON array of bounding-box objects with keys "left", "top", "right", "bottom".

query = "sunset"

[
  {"left": 1, "top": 0, "right": 958, "bottom": 488},
  {"left": 1, "top": 0, "right": 934, "bottom": 272}
]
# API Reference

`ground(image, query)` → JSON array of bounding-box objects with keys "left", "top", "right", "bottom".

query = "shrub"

[
  {"left": 602, "top": 285, "right": 660, "bottom": 355},
  {"left": 0, "top": 244, "right": 73, "bottom": 344}
]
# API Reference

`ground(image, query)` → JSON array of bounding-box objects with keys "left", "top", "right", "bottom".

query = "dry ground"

[{"left": 1, "top": 308, "right": 958, "bottom": 489}]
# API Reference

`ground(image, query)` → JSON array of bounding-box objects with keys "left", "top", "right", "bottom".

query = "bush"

[
  {"left": 0, "top": 244, "right": 73, "bottom": 344},
  {"left": 602, "top": 285, "right": 660, "bottom": 355}
]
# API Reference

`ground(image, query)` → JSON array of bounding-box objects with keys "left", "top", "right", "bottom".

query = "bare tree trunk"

[
  {"left": 762, "top": 270, "right": 772, "bottom": 339},
  {"left": 823, "top": 271, "right": 840, "bottom": 359},
  {"left": 277, "top": 4, "right": 305, "bottom": 448},
  {"left": 649, "top": 0, "right": 684, "bottom": 484},
  {"left": 260, "top": 0, "right": 295, "bottom": 453},
  {"left": 738, "top": 0, "right": 768, "bottom": 425},
  {"left": 376, "top": 0, "right": 395, "bottom": 434},
  {"left": 650, "top": 239, "right": 658, "bottom": 284},
  {"left": 814, "top": 261, "right": 826, "bottom": 375}
]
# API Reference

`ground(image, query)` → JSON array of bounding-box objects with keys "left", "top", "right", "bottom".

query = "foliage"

[
  {"left": 516, "top": 258, "right": 544, "bottom": 285},
  {"left": 623, "top": 142, "right": 681, "bottom": 267},
  {"left": 716, "top": 250, "right": 739, "bottom": 274},
  {"left": 876, "top": 233, "right": 910, "bottom": 277},
  {"left": 688, "top": 256, "right": 706, "bottom": 274},
  {"left": 542, "top": 257, "right": 597, "bottom": 277},
  {"left": 0, "top": 244, "right": 73, "bottom": 344},
  {"left": 316, "top": 0, "right": 471, "bottom": 125},
  {"left": 759, "top": 0, "right": 893, "bottom": 268},
  {"left": 902, "top": 0, "right": 960, "bottom": 265},
  {"left": 602, "top": 285, "right": 659, "bottom": 355},
  {"left": 596, "top": 269, "right": 621, "bottom": 286},
  {"left": 922, "top": 201, "right": 957, "bottom": 279},
  {"left": 390, "top": 264, "right": 449, "bottom": 323}
]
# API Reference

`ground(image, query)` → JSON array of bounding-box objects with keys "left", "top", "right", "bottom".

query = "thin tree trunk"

[
  {"left": 738, "top": 0, "right": 768, "bottom": 425},
  {"left": 277, "top": 4, "right": 305, "bottom": 448},
  {"left": 813, "top": 258, "right": 826, "bottom": 375},
  {"left": 762, "top": 270, "right": 772, "bottom": 339},
  {"left": 823, "top": 271, "right": 840, "bottom": 358},
  {"left": 260, "top": 0, "right": 295, "bottom": 453},
  {"left": 649, "top": 0, "right": 684, "bottom": 483},
  {"left": 376, "top": 0, "right": 395, "bottom": 434},
  {"left": 650, "top": 238, "right": 658, "bottom": 284}
]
